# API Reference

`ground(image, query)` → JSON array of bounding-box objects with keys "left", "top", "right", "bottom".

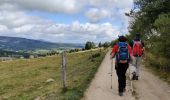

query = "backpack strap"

[{"left": 132, "top": 40, "right": 142, "bottom": 50}]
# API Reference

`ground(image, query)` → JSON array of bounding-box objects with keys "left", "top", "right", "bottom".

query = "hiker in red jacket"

[
  {"left": 130, "top": 33, "right": 145, "bottom": 80},
  {"left": 110, "top": 35, "right": 133, "bottom": 96}
]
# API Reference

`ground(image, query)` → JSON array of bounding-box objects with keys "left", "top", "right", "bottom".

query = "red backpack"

[{"left": 133, "top": 40, "right": 143, "bottom": 57}]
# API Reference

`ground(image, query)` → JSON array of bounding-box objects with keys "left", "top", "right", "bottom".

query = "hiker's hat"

[
  {"left": 134, "top": 33, "right": 140, "bottom": 39},
  {"left": 118, "top": 35, "right": 127, "bottom": 42},
  {"left": 135, "top": 33, "right": 140, "bottom": 37}
]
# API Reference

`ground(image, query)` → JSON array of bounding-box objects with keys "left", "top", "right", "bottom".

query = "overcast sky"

[{"left": 0, "top": 0, "right": 133, "bottom": 43}]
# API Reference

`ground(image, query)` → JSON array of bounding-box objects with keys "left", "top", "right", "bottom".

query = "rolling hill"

[{"left": 0, "top": 36, "right": 84, "bottom": 51}]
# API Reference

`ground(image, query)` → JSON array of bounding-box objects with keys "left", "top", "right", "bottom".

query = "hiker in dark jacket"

[
  {"left": 110, "top": 36, "right": 133, "bottom": 96},
  {"left": 130, "top": 33, "right": 145, "bottom": 80}
]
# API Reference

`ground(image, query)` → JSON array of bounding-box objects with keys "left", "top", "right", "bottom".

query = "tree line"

[
  {"left": 126, "top": 0, "right": 170, "bottom": 73},
  {"left": 84, "top": 41, "right": 110, "bottom": 50}
]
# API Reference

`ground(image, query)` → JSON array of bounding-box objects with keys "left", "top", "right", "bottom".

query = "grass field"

[{"left": 0, "top": 49, "right": 107, "bottom": 100}]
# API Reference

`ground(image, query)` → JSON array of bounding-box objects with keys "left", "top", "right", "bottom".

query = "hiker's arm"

[
  {"left": 110, "top": 45, "right": 118, "bottom": 59},
  {"left": 141, "top": 41, "right": 145, "bottom": 47},
  {"left": 142, "top": 41, "right": 145, "bottom": 55},
  {"left": 110, "top": 52, "right": 116, "bottom": 59}
]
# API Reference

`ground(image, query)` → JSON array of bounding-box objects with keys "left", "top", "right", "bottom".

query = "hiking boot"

[
  {"left": 135, "top": 76, "right": 138, "bottom": 80},
  {"left": 132, "top": 72, "right": 136, "bottom": 80},
  {"left": 132, "top": 74, "right": 136, "bottom": 80},
  {"left": 119, "top": 92, "right": 123, "bottom": 96}
]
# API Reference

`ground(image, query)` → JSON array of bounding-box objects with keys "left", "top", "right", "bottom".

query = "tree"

[
  {"left": 98, "top": 42, "right": 102, "bottom": 47},
  {"left": 110, "top": 39, "right": 118, "bottom": 47},
  {"left": 85, "top": 41, "right": 95, "bottom": 50},
  {"left": 127, "top": 0, "right": 170, "bottom": 37},
  {"left": 102, "top": 42, "right": 110, "bottom": 48},
  {"left": 154, "top": 13, "right": 170, "bottom": 58}
]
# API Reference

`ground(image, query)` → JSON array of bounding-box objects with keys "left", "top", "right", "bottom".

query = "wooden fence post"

[
  {"left": 61, "top": 51, "right": 67, "bottom": 91},
  {"left": 90, "top": 49, "right": 94, "bottom": 62}
]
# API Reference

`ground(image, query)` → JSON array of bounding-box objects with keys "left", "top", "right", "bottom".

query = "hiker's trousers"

[
  {"left": 115, "top": 63, "right": 129, "bottom": 92},
  {"left": 133, "top": 57, "right": 141, "bottom": 77}
]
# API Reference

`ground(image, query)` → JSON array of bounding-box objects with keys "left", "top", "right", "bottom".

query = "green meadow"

[{"left": 0, "top": 49, "right": 107, "bottom": 100}]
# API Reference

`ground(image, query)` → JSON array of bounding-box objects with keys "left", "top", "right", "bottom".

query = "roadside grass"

[
  {"left": 143, "top": 52, "right": 170, "bottom": 85},
  {"left": 0, "top": 49, "right": 107, "bottom": 100}
]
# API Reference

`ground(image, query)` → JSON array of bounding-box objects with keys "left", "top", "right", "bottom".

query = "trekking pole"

[
  {"left": 129, "top": 64, "right": 133, "bottom": 92},
  {"left": 110, "top": 58, "right": 113, "bottom": 89}
]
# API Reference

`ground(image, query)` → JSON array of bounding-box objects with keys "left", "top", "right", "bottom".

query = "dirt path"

[
  {"left": 82, "top": 51, "right": 135, "bottom": 100},
  {"left": 83, "top": 51, "right": 170, "bottom": 100},
  {"left": 133, "top": 65, "right": 170, "bottom": 100}
]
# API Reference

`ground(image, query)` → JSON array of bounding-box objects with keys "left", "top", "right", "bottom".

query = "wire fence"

[{"left": 60, "top": 48, "right": 108, "bottom": 90}]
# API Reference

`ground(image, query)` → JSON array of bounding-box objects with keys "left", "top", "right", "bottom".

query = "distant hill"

[{"left": 0, "top": 36, "right": 84, "bottom": 51}]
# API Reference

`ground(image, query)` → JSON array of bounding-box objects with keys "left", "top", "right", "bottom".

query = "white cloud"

[
  {"left": 0, "top": 0, "right": 85, "bottom": 14},
  {"left": 0, "top": 25, "right": 8, "bottom": 32},
  {"left": 0, "top": 0, "right": 133, "bottom": 15},
  {"left": 0, "top": 0, "right": 133, "bottom": 43},
  {"left": 89, "top": 0, "right": 133, "bottom": 8},
  {"left": 79, "top": 0, "right": 133, "bottom": 38},
  {"left": 0, "top": 9, "right": 119, "bottom": 43},
  {"left": 85, "top": 8, "right": 111, "bottom": 22},
  {"left": 0, "top": 5, "right": 119, "bottom": 43},
  {"left": 85, "top": 0, "right": 133, "bottom": 22},
  {"left": 43, "top": 21, "right": 120, "bottom": 43}
]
